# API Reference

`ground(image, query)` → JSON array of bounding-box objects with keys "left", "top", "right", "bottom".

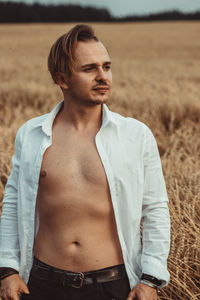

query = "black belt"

[{"left": 30, "top": 258, "right": 127, "bottom": 288}]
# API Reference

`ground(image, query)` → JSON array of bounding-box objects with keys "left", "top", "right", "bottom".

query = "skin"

[
  {"left": 0, "top": 40, "right": 157, "bottom": 300},
  {"left": 33, "top": 40, "right": 124, "bottom": 272},
  {"left": 126, "top": 283, "right": 158, "bottom": 300},
  {"left": 0, "top": 274, "right": 30, "bottom": 300}
]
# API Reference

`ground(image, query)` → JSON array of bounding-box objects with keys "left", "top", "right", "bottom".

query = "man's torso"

[{"left": 33, "top": 114, "right": 124, "bottom": 271}]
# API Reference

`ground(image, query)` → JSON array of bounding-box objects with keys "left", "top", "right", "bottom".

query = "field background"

[{"left": 0, "top": 22, "right": 200, "bottom": 299}]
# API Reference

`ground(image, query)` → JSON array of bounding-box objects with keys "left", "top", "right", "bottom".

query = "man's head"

[
  {"left": 48, "top": 24, "right": 99, "bottom": 81},
  {"left": 48, "top": 24, "right": 112, "bottom": 106}
]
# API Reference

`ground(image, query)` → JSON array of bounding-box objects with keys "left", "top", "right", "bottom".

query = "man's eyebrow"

[{"left": 81, "top": 61, "right": 111, "bottom": 68}]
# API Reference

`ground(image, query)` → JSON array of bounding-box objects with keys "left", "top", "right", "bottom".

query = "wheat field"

[{"left": 0, "top": 22, "right": 200, "bottom": 299}]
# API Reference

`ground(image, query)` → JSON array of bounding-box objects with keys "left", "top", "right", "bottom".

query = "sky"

[{"left": 4, "top": 0, "right": 200, "bottom": 16}]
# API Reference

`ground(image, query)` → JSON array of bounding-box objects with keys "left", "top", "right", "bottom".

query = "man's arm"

[
  {"left": 0, "top": 127, "right": 30, "bottom": 300},
  {"left": 141, "top": 125, "right": 170, "bottom": 287},
  {"left": 0, "top": 128, "right": 22, "bottom": 271},
  {"left": 127, "top": 126, "right": 170, "bottom": 300}
]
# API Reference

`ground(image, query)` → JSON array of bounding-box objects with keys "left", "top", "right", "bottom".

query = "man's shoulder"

[
  {"left": 110, "top": 110, "right": 150, "bottom": 134},
  {"left": 17, "top": 112, "right": 49, "bottom": 136},
  {"left": 27, "top": 113, "right": 49, "bottom": 126}
]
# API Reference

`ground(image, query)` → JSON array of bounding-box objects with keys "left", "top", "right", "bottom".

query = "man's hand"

[
  {"left": 126, "top": 282, "right": 158, "bottom": 300},
  {"left": 0, "top": 274, "right": 30, "bottom": 300}
]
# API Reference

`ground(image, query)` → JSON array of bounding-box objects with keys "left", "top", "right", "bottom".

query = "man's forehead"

[{"left": 74, "top": 40, "right": 110, "bottom": 64}]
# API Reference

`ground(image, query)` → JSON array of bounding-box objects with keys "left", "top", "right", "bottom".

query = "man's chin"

[
  {"left": 85, "top": 97, "right": 109, "bottom": 106},
  {"left": 93, "top": 95, "right": 109, "bottom": 104},
  {"left": 93, "top": 99, "right": 109, "bottom": 105}
]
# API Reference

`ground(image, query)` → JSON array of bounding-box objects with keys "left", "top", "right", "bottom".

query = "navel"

[{"left": 72, "top": 241, "right": 80, "bottom": 246}]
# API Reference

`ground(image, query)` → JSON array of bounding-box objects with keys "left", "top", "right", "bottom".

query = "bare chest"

[
  {"left": 36, "top": 130, "right": 112, "bottom": 220},
  {"left": 39, "top": 133, "right": 108, "bottom": 189}
]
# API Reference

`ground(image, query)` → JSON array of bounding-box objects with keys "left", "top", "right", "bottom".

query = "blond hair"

[{"left": 48, "top": 24, "right": 98, "bottom": 84}]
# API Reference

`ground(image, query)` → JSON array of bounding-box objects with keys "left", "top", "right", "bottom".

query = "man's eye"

[
  {"left": 84, "top": 68, "right": 93, "bottom": 72},
  {"left": 104, "top": 65, "right": 111, "bottom": 70}
]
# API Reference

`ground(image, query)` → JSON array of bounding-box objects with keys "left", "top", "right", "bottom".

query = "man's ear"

[{"left": 54, "top": 72, "right": 69, "bottom": 90}]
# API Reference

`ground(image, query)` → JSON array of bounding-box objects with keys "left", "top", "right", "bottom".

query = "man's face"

[{"left": 64, "top": 40, "right": 112, "bottom": 106}]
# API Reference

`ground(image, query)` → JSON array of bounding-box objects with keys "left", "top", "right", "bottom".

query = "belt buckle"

[{"left": 70, "top": 272, "right": 85, "bottom": 288}]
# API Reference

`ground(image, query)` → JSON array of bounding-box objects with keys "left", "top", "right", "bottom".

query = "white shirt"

[{"left": 0, "top": 100, "right": 170, "bottom": 289}]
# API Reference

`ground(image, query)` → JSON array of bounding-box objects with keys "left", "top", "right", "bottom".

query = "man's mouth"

[{"left": 93, "top": 86, "right": 109, "bottom": 92}]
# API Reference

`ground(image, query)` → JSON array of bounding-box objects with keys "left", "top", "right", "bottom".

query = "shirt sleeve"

[
  {"left": 141, "top": 125, "right": 171, "bottom": 287},
  {"left": 0, "top": 128, "right": 22, "bottom": 271}
]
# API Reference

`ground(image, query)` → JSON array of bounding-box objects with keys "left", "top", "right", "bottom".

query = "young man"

[{"left": 0, "top": 24, "right": 170, "bottom": 300}]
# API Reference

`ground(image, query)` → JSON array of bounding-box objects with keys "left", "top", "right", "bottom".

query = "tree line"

[{"left": 0, "top": 1, "right": 199, "bottom": 23}]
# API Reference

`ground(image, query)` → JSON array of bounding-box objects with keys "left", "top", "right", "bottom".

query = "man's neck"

[{"left": 56, "top": 98, "right": 103, "bottom": 132}]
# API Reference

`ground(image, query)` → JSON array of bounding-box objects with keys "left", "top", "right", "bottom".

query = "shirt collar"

[
  {"left": 102, "top": 102, "right": 112, "bottom": 129},
  {"left": 41, "top": 100, "right": 64, "bottom": 136},
  {"left": 40, "top": 100, "right": 113, "bottom": 136}
]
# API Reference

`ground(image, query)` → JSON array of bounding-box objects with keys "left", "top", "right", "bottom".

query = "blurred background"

[
  {"left": 0, "top": 0, "right": 200, "bottom": 22},
  {"left": 0, "top": 1, "right": 200, "bottom": 299}
]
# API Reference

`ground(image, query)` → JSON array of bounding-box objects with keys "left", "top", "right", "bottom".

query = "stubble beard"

[{"left": 69, "top": 88, "right": 110, "bottom": 107}]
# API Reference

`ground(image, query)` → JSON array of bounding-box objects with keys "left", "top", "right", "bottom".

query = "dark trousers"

[{"left": 20, "top": 257, "right": 131, "bottom": 300}]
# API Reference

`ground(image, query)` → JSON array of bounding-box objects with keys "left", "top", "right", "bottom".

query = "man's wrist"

[
  {"left": 141, "top": 273, "right": 162, "bottom": 287},
  {"left": 0, "top": 267, "right": 19, "bottom": 281},
  {"left": 140, "top": 279, "right": 158, "bottom": 290}
]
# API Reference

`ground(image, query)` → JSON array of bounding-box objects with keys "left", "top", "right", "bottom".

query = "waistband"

[{"left": 31, "top": 256, "right": 127, "bottom": 288}]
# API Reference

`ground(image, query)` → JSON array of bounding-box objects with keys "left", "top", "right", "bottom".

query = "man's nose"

[{"left": 95, "top": 68, "right": 107, "bottom": 82}]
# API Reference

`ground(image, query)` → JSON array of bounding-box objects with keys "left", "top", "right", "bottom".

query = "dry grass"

[{"left": 0, "top": 22, "right": 200, "bottom": 299}]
